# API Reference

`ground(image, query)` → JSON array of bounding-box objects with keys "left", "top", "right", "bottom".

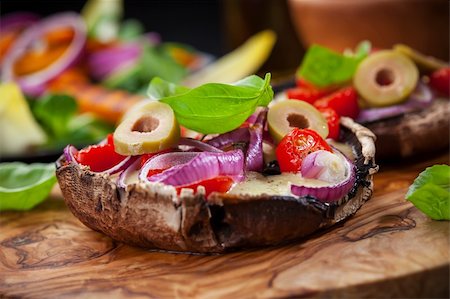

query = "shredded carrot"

[
  {"left": 44, "top": 28, "right": 74, "bottom": 47},
  {"left": 49, "top": 71, "right": 144, "bottom": 124},
  {"left": 13, "top": 45, "right": 69, "bottom": 76}
]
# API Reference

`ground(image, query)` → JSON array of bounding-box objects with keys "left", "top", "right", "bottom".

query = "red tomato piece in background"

[
  {"left": 317, "top": 107, "right": 340, "bottom": 140},
  {"left": 314, "top": 87, "right": 360, "bottom": 119},
  {"left": 429, "top": 67, "right": 450, "bottom": 97},
  {"left": 286, "top": 87, "right": 328, "bottom": 104},
  {"left": 275, "top": 128, "right": 332, "bottom": 173},
  {"left": 176, "top": 176, "right": 234, "bottom": 197},
  {"left": 75, "top": 134, "right": 127, "bottom": 172}
]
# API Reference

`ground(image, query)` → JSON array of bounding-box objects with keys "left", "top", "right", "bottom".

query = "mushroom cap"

[{"left": 56, "top": 117, "right": 378, "bottom": 253}]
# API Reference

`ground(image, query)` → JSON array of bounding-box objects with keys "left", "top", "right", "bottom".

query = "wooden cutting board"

[{"left": 0, "top": 153, "right": 449, "bottom": 298}]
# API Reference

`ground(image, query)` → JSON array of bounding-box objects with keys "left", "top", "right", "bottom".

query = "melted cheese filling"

[{"left": 117, "top": 142, "right": 355, "bottom": 197}]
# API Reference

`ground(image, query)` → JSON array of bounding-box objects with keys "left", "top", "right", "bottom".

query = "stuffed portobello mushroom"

[
  {"left": 56, "top": 74, "right": 378, "bottom": 253},
  {"left": 284, "top": 42, "right": 449, "bottom": 160}
]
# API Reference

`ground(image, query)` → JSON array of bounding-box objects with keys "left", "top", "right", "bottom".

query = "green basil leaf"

[
  {"left": 0, "top": 163, "right": 56, "bottom": 211},
  {"left": 148, "top": 77, "right": 190, "bottom": 99},
  {"left": 298, "top": 44, "right": 363, "bottom": 87},
  {"left": 155, "top": 73, "right": 273, "bottom": 134},
  {"left": 33, "top": 94, "right": 78, "bottom": 138},
  {"left": 406, "top": 165, "right": 450, "bottom": 220}
]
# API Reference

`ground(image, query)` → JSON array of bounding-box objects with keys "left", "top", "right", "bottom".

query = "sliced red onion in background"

[
  {"left": 0, "top": 12, "right": 40, "bottom": 32},
  {"left": 357, "top": 82, "right": 434, "bottom": 123},
  {"left": 179, "top": 137, "right": 222, "bottom": 152},
  {"left": 117, "top": 158, "right": 141, "bottom": 189},
  {"left": 63, "top": 144, "right": 137, "bottom": 175},
  {"left": 207, "top": 127, "right": 250, "bottom": 149},
  {"left": 245, "top": 109, "right": 267, "bottom": 172},
  {"left": 140, "top": 150, "right": 244, "bottom": 187},
  {"left": 88, "top": 42, "right": 141, "bottom": 80},
  {"left": 1, "top": 13, "right": 87, "bottom": 97},
  {"left": 291, "top": 151, "right": 356, "bottom": 203}
]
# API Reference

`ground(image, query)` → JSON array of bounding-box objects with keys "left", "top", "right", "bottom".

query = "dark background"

[{"left": 1, "top": 0, "right": 304, "bottom": 75}]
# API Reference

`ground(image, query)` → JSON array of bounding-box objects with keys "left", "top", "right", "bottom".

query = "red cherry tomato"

[
  {"left": 275, "top": 128, "right": 332, "bottom": 173},
  {"left": 317, "top": 107, "right": 340, "bottom": 140},
  {"left": 176, "top": 176, "right": 234, "bottom": 197},
  {"left": 429, "top": 67, "right": 450, "bottom": 97},
  {"left": 75, "top": 134, "right": 127, "bottom": 172},
  {"left": 286, "top": 87, "right": 328, "bottom": 104},
  {"left": 314, "top": 86, "right": 360, "bottom": 119}
]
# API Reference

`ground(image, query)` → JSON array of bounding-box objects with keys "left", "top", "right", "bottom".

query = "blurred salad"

[
  {"left": 0, "top": 0, "right": 276, "bottom": 158},
  {"left": 0, "top": 0, "right": 213, "bottom": 158}
]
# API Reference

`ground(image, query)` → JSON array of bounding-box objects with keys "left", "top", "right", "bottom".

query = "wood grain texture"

[{"left": 0, "top": 153, "right": 449, "bottom": 298}]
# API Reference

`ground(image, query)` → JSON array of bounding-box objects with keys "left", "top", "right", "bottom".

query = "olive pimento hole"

[
  {"left": 132, "top": 115, "right": 160, "bottom": 133},
  {"left": 375, "top": 68, "right": 395, "bottom": 86},
  {"left": 287, "top": 113, "right": 309, "bottom": 129}
]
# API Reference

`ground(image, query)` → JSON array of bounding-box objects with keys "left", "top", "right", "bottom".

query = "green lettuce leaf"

[
  {"left": 0, "top": 163, "right": 56, "bottom": 211},
  {"left": 406, "top": 165, "right": 450, "bottom": 220},
  {"left": 150, "top": 73, "right": 273, "bottom": 134}
]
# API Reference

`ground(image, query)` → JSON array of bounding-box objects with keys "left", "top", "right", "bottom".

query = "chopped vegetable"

[
  {"left": 297, "top": 44, "right": 366, "bottom": 88},
  {"left": 353, "top": 50, "right": 419, "bottom": 107},
  {"left": 429, "top": 68, "right": 450, "bottom": 97},
  {"left": 0, "top": 162, "right": 56, "bottom": 211},
  {"left": 82, "top": 0, "right": 123, "bottom": 42},
  {"left": 72, "top": 134, "right": 129, "bottom": 172},
  {"left": 1, "top": 13, "right": 87, "bottom": 96},
  {"left": 286, "top": 87, "right": 328, "bottom": 104},
  {"left": 275, "top": 128, "right": 332, "bottom": 173},
  {"left": 32, "top": 93, "right": 113, "bottom": 147},
  {"left": 176, "top": 176, "right": 234, "bottom": 197},
  {"left": 151, "top": 73, "right": 273, "bottom": 134},
  {"left": 406, "top": 165, "right": 450, "bottom": 220},
  {"left": 314, "top": 86, "right": 360, "bottom": 119},
  {"left": 0, "top": 83, "right": 46, "bottom": 156},
  {"left": 317, "top": 107, "right": 340, "bottom": 140},
  {"left": 291, "top": 150, "right": 355, "bottom": 203},
  {"left": 113, "top": 101, "right": 180, "bottom": 155},
  {"left": 182, "top": 30, "right": 276, "bottom": 87}
]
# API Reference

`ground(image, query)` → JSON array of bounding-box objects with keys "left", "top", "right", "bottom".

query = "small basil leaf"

[
  {"left": 298, "top": 44, "right": 363, "bottom": 87},
  {"left": 406, "top": 165, "right": 450, "bottom": 220},
  {"left": 0, "top": 163, "right": 56, "bottom": 211},
  {"left": 158, "top": 73, "right": 273, "bottom": 134}
]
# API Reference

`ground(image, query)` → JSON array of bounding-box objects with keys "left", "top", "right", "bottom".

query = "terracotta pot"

[{"left": 288, "top": 0, "right": 449, "bottom": 60}]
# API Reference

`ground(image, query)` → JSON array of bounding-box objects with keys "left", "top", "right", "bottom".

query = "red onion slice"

[
  {"left": 117, "top": 158, "right": 141, "bottom": 189},
  {"left": 0, "top": 12, "right": 40, "bottom": 32},
  {"left": 301, "top": 150, "right": 348, "bottom": 183},
  {"left": 207, "top": 127, "right": 250, "bottom": 149},
  {"left": 140, "top": 150, "right": 244, "bottom": 187},
  {"left": 88, "top": 42, "right": 141, "bottom": 80},
  {"left": 291, "top": 151, "right": 356, "bottom": 203},
  {"left": 2, "top": 13, "right": 87, "bottom": 96},
  {"left": 357, "top": 82, "right": 434, "bottom": 123},
  {"left": 63, "top": 145, "right": 79, "bottom": 165},
  {"left": 245, "top": 109, "right": 267, "bottom": 172},
  {"left": 179, "top": 138, "right": 222, "bottom": 153}
]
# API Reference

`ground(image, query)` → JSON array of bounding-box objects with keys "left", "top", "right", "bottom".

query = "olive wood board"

[{"left": 0, "top": 153, "right": 449, "bottom": 298}]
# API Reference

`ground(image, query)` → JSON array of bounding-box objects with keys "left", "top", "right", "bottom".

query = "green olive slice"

[{"left": 114, "top": 101, "right": 180, "bottom": 155}]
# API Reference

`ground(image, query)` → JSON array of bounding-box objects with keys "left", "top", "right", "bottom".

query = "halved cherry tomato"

[
  {"left": 317, "top": 107, "right": 340, "bottom": 140},
  {"left": 176, "top": 176, "right": 234, "bottom": 197},
  {"left": 314, "top": 86, "right": 360, "bottom": 119},
  {"left": 275, "top": 128, "right": 332, "bottom": 172},
  {"left": 429, "top": 67, "right": 450, "bottom": 97},
  {"left": 75, "top": 134, "right": 126, "bottom": 172}
]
